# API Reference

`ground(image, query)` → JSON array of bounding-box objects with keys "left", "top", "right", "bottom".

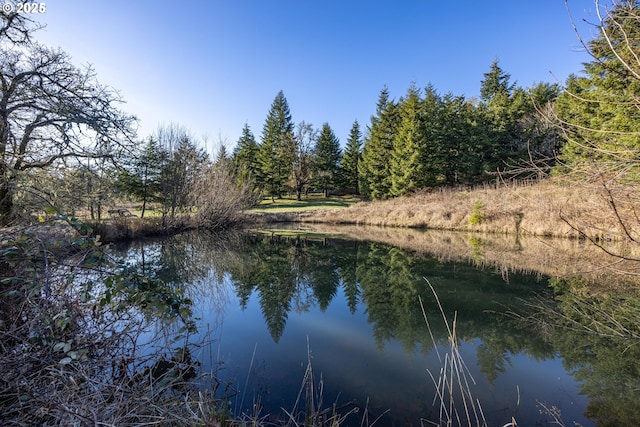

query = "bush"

[
  {"left": 191, "top": 163, "right": 260, "bottom": 230},
  {"left": 469, "top": 200, "right": 485, "bottom": 225},
  {"left": 0, "top": 218, "right": 204, "bottom": 425}
]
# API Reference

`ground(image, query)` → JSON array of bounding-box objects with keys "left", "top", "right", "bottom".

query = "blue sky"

[{"left": 36, "top": 1, "right": 599, "bottom": 156}]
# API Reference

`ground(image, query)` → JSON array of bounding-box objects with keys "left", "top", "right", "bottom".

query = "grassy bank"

[
  {"left": 48, "top": 178, "right": 640, "bottom": 248},
  {"left": 250, "top": 179, "right": 640, "bottom": 242},
  {"left": 250, "top": 194, "right": 361, "bottom": 212}
]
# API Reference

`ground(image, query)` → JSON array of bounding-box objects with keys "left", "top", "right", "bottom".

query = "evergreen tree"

[
  {"left": 456, "top": 97, "right": 489, "bottom": 184},
  {"left": 478, "top": 60, "right": 563, "bottom": 177},
  {"left": 361, "top": 86, "right": 400, "bottom": 199},
  {"left": 232, "top": 123, "right": 260, "bottom": 183},
  {"left": 174, "top": 136, "right": 209, "bottom": 214},
  {"left": 216, "top": 144, "right": 229, "bottom": 165},
  {"left": 420, "top": 84, "right": 445, "bottom": 187},
  {"left": 390, "top": 84, "right": 426, "bottom": 196},
  {"left": 555, "top": 1, "right": 640, "bottom": 176},
  {"left": 340, "top": 120, "right": 363, "bottom": 194},
  {"left": 480, "top": 58, "right": 515, "bottom": 103},
  {"left": 258, "top": 91, "right": 295, "bottom": 200},
  {"left": 438, "top": 93, "right": 478, "bottom": 185},
  {"left": 479, "top": 59, "right": 522, "bottom": 171},
  {"left": 117, "top": 137, "right": 164, "bottom": 218},
  {"left": 313, "top": 123, "right": 342, "bottom": 197}
]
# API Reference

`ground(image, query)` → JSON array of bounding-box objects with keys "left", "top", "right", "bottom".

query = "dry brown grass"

[
  {"left": 420, "top": 284, "right": 490, "bottom": 427},
  {"left": 87, "top": 215, "right": 194, "bottom": 242},
  {"left": 294, "top": 178, "right": 640, "bottom": 243}
]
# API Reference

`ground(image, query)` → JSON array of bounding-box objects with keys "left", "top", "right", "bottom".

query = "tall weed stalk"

[
  {"left": 282, "top": 339, "right": 361, "bottom": 427},
  {"left": 420, "top": 279, "right": 513, "bottom": 427}
]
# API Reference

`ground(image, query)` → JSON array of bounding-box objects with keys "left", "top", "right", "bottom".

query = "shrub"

[
  {"left": 0, "top": 217, "right": 200, "bottom": 425},
  {"left": 469, "top": 200, "right": 485, "bottom": 225},
  {"left": 191, "top": 163, "right": 260, "bottom": 230}
]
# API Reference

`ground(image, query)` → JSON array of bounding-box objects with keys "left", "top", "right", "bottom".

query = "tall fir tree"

[
  {"left": 258, "top": 90, "right": 295, "bottom": 200},
  {"left": 390, "top": 84, "right": 426, "bottom": 196},
  {"left": 479, "top": 58, "right": 521, "bottom": 171},
  {"left": 216, "top": 144, "right": 229, "bottom": 164},
  {"left": 313, "top": 123, "right": 342, "bottom": 197},
  {"left": 555, "top": 1, "right": 640, "bottom": 176},
  {"left": 361, "top": 86, "right": 400, "bottom": 199},
  {"left": 480, "top": 58, "right": 515, "bottom": 103},
  {"left": 117, "top": 137, "right": 164, "bottom": 218},
  {"left": 214, "top": 143, "right": 231, "bottom": 173},
  {"left": 232, "top": 123, "right": 260, "bottom": 183},
  {"left": 340, "top": 119, "right": 362, "bottom": 194},
  {"left": 420, "top": 84, "right": 445, "bottom": 187},
  {"left": 438, "top": 93, "right": 477, "bottom": 185}
]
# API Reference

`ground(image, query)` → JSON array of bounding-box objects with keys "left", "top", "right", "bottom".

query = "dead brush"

[
  {"left": 0, "top": 219, "right": 224, "bottom": 426},
  {"left": 280, "top": 339, "right": 363, "bottom": 427}
]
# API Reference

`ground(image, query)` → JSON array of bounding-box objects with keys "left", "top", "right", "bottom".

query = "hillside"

[{"left": 250, "top": 178, "right": 640, "bottom": 243}]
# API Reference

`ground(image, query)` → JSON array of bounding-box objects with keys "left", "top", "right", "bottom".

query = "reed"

[{"left": 419, "top": 279, "right": 493, "bottom": 427}]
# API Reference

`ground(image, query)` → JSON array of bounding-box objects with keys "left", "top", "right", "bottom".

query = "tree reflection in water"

[{"left": 114, "top": 230, "right": 640, "bottom": 426}]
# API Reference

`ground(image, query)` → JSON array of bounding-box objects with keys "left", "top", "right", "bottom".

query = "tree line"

[
  {"left": 226, "top": 64, "right": 560, "bottom": 201},
  {"left": 225, "top": 1, "right": 640, "bottom": 203}
]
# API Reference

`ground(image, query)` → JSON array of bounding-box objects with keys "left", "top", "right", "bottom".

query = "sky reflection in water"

[{"left": 118, "top": 231, "right": 604, "bottom": 426}]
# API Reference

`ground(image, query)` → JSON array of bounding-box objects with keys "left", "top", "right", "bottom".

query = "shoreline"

[
  {"left": 245, "top": 179, "right": 639, "bottom": 242},
  {"left": 51, "top": 177, "right": 636, "bottom": 248}
]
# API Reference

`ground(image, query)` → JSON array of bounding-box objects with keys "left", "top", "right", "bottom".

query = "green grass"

[{"left": 249, "top": 195, "right": 361, "bottom": 213}]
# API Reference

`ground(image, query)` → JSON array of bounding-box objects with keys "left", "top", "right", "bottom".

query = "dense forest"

[{"left": 1, "top": 1, "right": 639, "bottom": 225}]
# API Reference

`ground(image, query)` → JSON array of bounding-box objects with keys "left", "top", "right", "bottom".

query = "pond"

[{"left": 113, "top": 227, "right": 640, "bottom": 426}]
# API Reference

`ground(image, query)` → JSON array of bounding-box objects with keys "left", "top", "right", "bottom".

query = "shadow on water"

[{"left": 113, "top": 227, "right": 640, "bottom": 426}]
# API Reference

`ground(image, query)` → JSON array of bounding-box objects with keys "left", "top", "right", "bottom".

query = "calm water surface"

[{"left": 114, "top": 229, "right": 640, "bottom": 426}]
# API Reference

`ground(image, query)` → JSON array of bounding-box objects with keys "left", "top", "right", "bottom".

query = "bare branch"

[
  {"left": 596, "top": 0, "right": 640, "bottom": 80},
  {"left": 0, "top": 14, "right": 137, "bottom": 221},
  {"left": 559, "top": 210, "right": 640, "bottom": 263},
  {"left": 0, "top": 2, "right": 41, "bottom": 45}
]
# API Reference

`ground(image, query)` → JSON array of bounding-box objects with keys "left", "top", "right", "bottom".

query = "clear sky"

[{"left": 35, "top": 0, "right": 599, "bottom": 156}]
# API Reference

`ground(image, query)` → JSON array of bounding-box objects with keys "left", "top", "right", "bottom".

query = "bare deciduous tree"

[
  {"left": 290, "top": 121, "right": 317, "bottom": 201},
  {"left": 191, "top": 161, "right": 259, "bottom": 230},
  {"left": 0, "top": 6, "right": 137, "bottom": 223}
]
